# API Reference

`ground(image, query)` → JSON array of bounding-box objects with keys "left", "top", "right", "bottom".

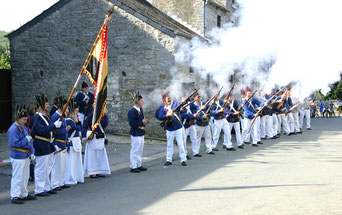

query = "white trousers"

[
  {"left": 84, "top": 143, "right": 111, "bottom": 176},
  {"left": 228, "top": 122, "right": 243, "bottom": 147},
  {"left": 79, "top": 113, "right": 85, "bottom": 125},
  {"left": 10, "top": 158, "right": 30, "bottom": 199},
  {"left": 212, "top": 119, "right": 231, "bottom": 148},
  {"left": 130, "top": 135, "right": 144, "bottom": 169},
  {"left": 183, "top": 126, "right": 198, "bottom": 156},
  {"left": 196, "top": 125, "right": 213, "bottom": 153},
  {"left": 293, "top": 112, "right": 300, "bottom": 132},
  {"left": 299, "top": 109, "right": 311, "bottom": 129},
  {"left": 272, "top": 114, "right": 279, "bottom": 136},
  {"left": 166, "top": 129, "right": 186, "bottom": 162},
  {"left": 287, "top": 112, "right": 295, "bottom": 133},
  {"left": 242, "top": 118, "right": 258, "bottom": 144},
  {"left": 261, "top": 115, "right": 273, "bottom": 138},
  {"left": 65, "top": 146, "right": 84, "bottom": 185},
  {"left": 256, "top": 116, "right": 261, "bottom": 142},
  {"left": 51, "top": 150, "right": 67, "bottom": 189},
  {"left": 278, "top": 113, "right": 290, "bottom": 135},
  {"left": 34, "top": 153, "right": 54, "bottom": 194}
]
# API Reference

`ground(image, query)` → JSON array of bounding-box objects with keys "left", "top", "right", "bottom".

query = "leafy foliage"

[{"left": 0, "top": 30, "right": 10, "bottom": 69}]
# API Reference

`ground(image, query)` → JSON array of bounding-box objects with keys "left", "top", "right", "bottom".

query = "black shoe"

[
  {"left": 238, "top": 145, "right": 244, "bottom": 149},
  {"left": 276, "top": 134, "right": 281, "bottom": 138},
  {"left": 207, "top": 151, "right": 215, "bottom": 155},
  {"left": 307, "top": 128, "right": 312, "bottom": 130},
  {"left": 270, "top": 136, "right": 277, "bottom": 139},
  {"left": 193, "top": 154, "right": 202, "bottom": 157},
  {"left": 212, "top": 148, "right": 219, "bottom": 151},
  {"left": 257, "top": 141, "right": 263, "bottom": 144},
  {"left": 47, "top": 190, "right": 57, "bottom": 194},
  {"left": 35, "top": 192, "right": 49, "bottom": 197},
  {"left": 181, "top": 161, "right": 187, "bottom": 166},
  {"left": 138, "top": 166, "right": 148, "bottom": 171},
  {"left": 164, "top": 161, "right": 172, "bottom": 166},
  {"left": 130, "top": 168, "right": 140, "bottom": 173},
  {"left": 226, "top": 147, "right": 236, "bottom": 151},
  {"left": 61, "top": 185, "right": 70, "bottom": 189},
  {"left": 19, "top": 194, "right": 36, "bottom": 201},
  {"left": 11, "top": 197, "right": 24, "bottom": 204},
  {"left": 244, "top": 142, "right": 251, "bottom": 145},
  {"left": 261, "top": 138, "right": 266, "bottom": 140},
  {"left": 54, "top": 187, "right": 62, "bottom": 191},
  {"left": 186, "top": 155, "right": 192, "bottom": 160},
  {"left": 222, "top": 145, "right": 227, "bottom": 149},
  {"left": 298, "top": 131, "right": 303, "bottom": 134},
  {"left": 252, "top": 144, "right": 259, "bottom": 147}
]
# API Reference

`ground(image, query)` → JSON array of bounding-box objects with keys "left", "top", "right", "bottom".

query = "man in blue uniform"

[
  {"left": 225, "top": 95, "right": 244, "bottom": 149},
  {"left": 158, "top": 93, "right": 187, "bottom": 166},
  {"left": 7, "top": 105, "right": 36, "bottom": 204},
  {"left": 76, "top": 81, "right": 94, "bottom": 124},
  {"left": 241, "top": 88, "right": 261, "bottom": 147},
  {"left": 128, "top": 91, "right": 148, "bottom": 173},
  {"left": 50, "top": 96, "right": 71, "bottom": 191},
  {"left": 32, "top": 94, "right": 62, "bottom": 196}
]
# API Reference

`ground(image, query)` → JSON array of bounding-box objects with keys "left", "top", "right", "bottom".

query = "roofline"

[{"left": 6, "top": 0, "right": 71, "bottom": 39}]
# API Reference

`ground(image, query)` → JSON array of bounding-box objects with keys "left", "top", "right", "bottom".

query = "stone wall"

[
  {"left": 206, "top": 4, "right": 231, "bottom": 34},
  {"left": 9, "top": 0, "right": 192, "bottom": 137}
]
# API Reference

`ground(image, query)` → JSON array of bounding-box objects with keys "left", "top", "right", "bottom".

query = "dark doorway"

[{"left": 0, "top": 69, "right": 12, "bottom": 132}]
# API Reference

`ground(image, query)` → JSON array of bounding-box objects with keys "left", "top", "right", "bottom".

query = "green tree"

[
  {"left": 0, "top": 31, "right": 10, "bottom": 69},
  {"left": 320, "top": 74, "right": 342, "bottom": 101}
]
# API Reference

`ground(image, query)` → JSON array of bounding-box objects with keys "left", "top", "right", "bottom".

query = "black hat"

[
  {"left": 16, "top": 105, "right": 28, "bottom": 118},
  {"left": 82, "top": 81, "right": 88, "bottom": 88},
  {"left": 68, "top": 97, "right": 78, "bottom": 112},
  {"left": 34, "top": 93, "right": 48, "bottom": 109},
  {"left": 131, "top": 91, "right": 143, "bottom": 103},
  {"left": 54, "top": 96, "right": 67, "bottom": 109}
]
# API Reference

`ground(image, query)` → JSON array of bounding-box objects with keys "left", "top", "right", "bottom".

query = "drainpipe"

[{"left": 204, "top": 0, "right": 208, "bottom": 37}]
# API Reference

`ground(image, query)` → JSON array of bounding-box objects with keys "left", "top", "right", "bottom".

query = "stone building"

[{"left": 7, "top": 0, "right": 237, "bottom": 137}]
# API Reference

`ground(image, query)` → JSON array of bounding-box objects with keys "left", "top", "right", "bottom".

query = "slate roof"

[{"left": 7, "top": 0, "right": 203, "bottom": 39}]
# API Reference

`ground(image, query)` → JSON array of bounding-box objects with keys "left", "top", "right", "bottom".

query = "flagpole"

[{"left": 53, "top": 6, "right": 114, "bottom": 138}]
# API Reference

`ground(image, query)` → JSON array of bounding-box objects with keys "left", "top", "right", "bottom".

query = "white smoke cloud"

[{"left": 177, "top": 0, "right": 342, "bottom": 100}]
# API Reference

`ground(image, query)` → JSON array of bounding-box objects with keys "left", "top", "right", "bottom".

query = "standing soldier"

[
  {"left": 50, "top": 96, "right": 71, "bottom": 191},
  {"left": 128, "top": 91, "right": 148, "bottom": 173},
  {"left": 180, "top": 97, "right": 199, "bottom": 160},
  {"left": 76, "top": 81, "right": 94, "bottom": 124},
  {"left": 299, "top": 98, "right": 312, "bottom": 131},
  {"left": 32, "top": 93, "right": 62, "bottom": 196},
  {"left": 83, "top": 112, "right": 111, "bottom": 178},
  {"left": 211, "top": 96, "right": 231, "bottom": 151},
  {"left": 194, "top": 93, "right": 215, "bottom": 155},
  {"left": 157, "top": 93, "right": 187, "bottom": 166},
  {"left": 239, "top": 90, "right": 246, "bottom": 132},
  {"left": 225, "top": 95, "right": 244, "bottom": 149},
  {"left": 65, "top": 98, "right": 84, "bottom": 184},
  {"left": 7, "top": 105, "right": 36, "bottom": 204},
  {"left": 241, "top": 88, "right": 261, "bottom": 147}
]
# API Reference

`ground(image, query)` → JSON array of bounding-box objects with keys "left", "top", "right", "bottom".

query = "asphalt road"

[{"left": 1, "top": 117, "right": 342, "bottom": 215}]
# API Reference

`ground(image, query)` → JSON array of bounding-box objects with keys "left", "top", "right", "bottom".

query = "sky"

[{"left": 0, "top": 0, "right": 59, "bottom": 32}]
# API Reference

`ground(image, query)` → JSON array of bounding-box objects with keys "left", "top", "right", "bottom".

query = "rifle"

[
  {"left": 188, "top": 87, "right": 223, "bottom": 126},
  {"left": 250, "top": 92, "right": 280, "bottom": 125},
  {"left": 201, "top": 87, "right": 223, "bottom": 126},
  {"left": 182, "top": 99, "right": 195, "bottom": 110},
  {"left": 160, "top": 88, "right": 199, "bottom": 127},
  {"left": 236, "top": 90, "right": 257, "bottom": 119},
  {"left": 276, "top": 89, "right": 288, "bottom": 110},
  {"left": 285, "top": 103, "right": 300, "bottom": 116},
  {"left": 218, "top": 81, "right": 236, "bottom": 119}
]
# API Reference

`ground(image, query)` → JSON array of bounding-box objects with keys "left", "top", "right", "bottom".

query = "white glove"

[
  {"left": 54, "top": 119, "right": 62, "bottom": 128},
  {"left": 30, "top": 154, "right": 35, "bottom": 160},
  {"left": 26, "top": 135, "right": 33, "bottom": 142}
]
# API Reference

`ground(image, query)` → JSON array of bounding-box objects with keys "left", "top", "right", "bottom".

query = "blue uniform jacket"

[
  {"left": 128, "top": 106, "right": 146, "bottom": 136},
  {"left": 76, "top": 92, "right": 94, "bottom": 115},
  {"left": 180, "top": 103, "right": 198, "bottom": 129},
  {"left": 225, "top": 100, "right": 240, "bottom": 123},
  {"left": 82, "top": 113, "right": 109, "bottom": 137},
  {"left": 158, "top": 101, "right": 183, "bottom": 131},
  {"left": 193, "top": 101, "right": 211, "bottom": 126},
  {"left": 65, "top": 118, "right": 82, "bottom": 138},
  {"left": 211, "top": 99, "right": 227, "bottom": 120},
  {"left": 51, "top": 112, "right": 68, "bottom": 149},
  {"left": 7, "top": 123, "right": 34, "bottom": 159},
  {"left": 32, "top": 113, "right": 57, "bottom": 156},
  {"left": 243, "top": 97, "right": 261, "bottom": 120}
]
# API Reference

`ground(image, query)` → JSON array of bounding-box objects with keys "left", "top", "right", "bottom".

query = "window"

[{"left": 217, "top": 15, "right": 221, "bottom": 28}]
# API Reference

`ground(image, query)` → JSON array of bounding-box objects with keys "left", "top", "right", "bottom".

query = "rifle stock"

[{"left": 218, "top": 82, "right": 236, "bottom": 119}]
